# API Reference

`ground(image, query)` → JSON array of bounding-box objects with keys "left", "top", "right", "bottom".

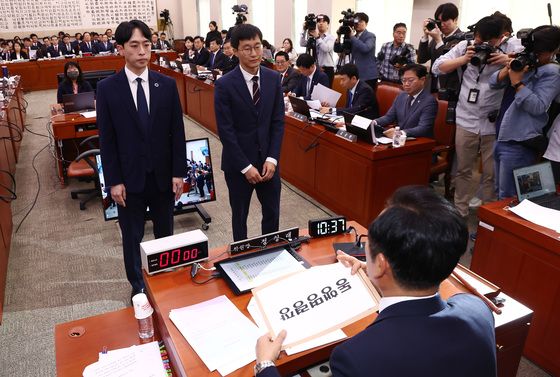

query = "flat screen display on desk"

[{"left": 97, "top": 137, "right": 217, "bottom": 221}]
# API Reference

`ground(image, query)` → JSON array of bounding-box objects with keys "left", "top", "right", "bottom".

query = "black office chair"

[{"left": 67, "top": 135, "right": 100, "bottom": 210}]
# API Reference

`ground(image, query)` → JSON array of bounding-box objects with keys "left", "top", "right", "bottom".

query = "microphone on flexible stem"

[
  {"left": 548, "top": 3, "right": 553, "bottom": 25},
  {"left": 332, "top": 232, "right": 367, "bottom": 261}
]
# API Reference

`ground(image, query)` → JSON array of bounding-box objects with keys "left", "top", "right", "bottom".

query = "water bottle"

[
  {"left": 1, "top": 66, "right": 8, "bottom": 79},
  {"left": 132, "top": 293, "right": 154, "bottom": 339},
  {"left": 392, "top": 126, "right": 405, "bottom": 148}
]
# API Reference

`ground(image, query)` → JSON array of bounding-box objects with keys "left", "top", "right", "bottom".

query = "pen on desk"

[{"left": 451, "top": 269, "right": 502, "bottom": 315}]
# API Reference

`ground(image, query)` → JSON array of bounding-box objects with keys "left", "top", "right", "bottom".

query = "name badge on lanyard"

[{"left": 468, "top": 88, "right": 480, "bottom": 104}]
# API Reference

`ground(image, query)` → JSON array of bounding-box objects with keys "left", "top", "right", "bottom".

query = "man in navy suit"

[
  {"left": 60, "top": 35, "right": 76, "bottom": 55},
  {"left": 214, "top": 24, "right": 284, "bottom": 241},
  {"left": 214, "top": 39, "right": 239, "bottom": 74},
  {"left": 97, "top": 20, "right": 186, "bottom": 298},
  {"left": 337, "top": 12, "right": 379, "bottom": 91},
  {"left": 93, "top": 34, "right": 115, "bottom": 54},
  {"left": 193, "top": 36, "right": 210, "bottom": 66},
  {"left": 293, "top": 53, "right": 329, "bottom": 99},
  {"left": 79, "top": 32, "right": 94, "bottom": 53},
  {"left": 255, "top": 185, "right": 497, "bottom": 377},
  {"left": 373, "top": 64, "right": 438, "bottom": 138},
  {"left": 320, "top": 63, "right": 378, "bottom": 119},
  {"left": 46, "top": 36, "right": 61, "bottom": 57},
  {"left": 205, "top": 37, "right": 225, "bottom": 70},
  {"left": 274, "top": 51, "right": 301, "bottom": 94}
]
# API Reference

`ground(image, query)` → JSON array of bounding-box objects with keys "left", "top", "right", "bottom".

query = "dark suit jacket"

[
  {"left": 46, "top": 45, "right": 61, "bottom": 57},
  {"left": 57, "top": 80, "right": 94, "bottom": 104},
  {"left": 214, "top": 55, "right": 238, "bottom": 75},
  {"left": 156, "top": 40, "right": 172, "bottom": 50},
  {"left": 375, "top": 89, "right": 438, "bottom": 137},
  {"left": 193, "top": 48, "right": 210, "bottom": 66},
  {"left": 293, "top": 68, "right": 330, "bottom": 99},
  {"left": 97, "top": 69, "right": 187, "bottom": 192},
  {"left": 418, "top": 28, "right": 462, "bottom": 94},
  {"left": 351, "top": 30, "right": 378, "bottom": 81},
  {"left": 93, "top": 41, "right": 114, "bottom": 54},
  {"left": 79, "top": 41, "right": 94, "bottom": 53},
  {"left": 280, "top": 67, "right": 301, "bottom": 94},
  {"left": 9, "top": 51, "right": 28, "bottom": 60},
  {"left": 259, "top": 294, "right": 497, "bottom": 377},
  {"left": 30, "top": 42, "right": 41, "bottom": 50},
  {"left": 214, "top": 66, "right": 284, "bottom": 173},
  {"left": 207, "top": 50, "right": 225, "bottom": 70},
  {"left": 60, "top": 43, "right": 77, "bottom": 55},
  {"left": 336, "top": 80, "right": 378, "bottom": 119}
]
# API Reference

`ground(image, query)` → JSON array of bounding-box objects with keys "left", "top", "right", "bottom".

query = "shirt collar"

[
  {"left": 411, "top": 88, "right": 424, "bottom": 101},
  {"left": 239, "top": 64, "right": 260, "bottom": 83},
  {"left": 350, "top": 80, "right": 359, "bottom": 95},
  {"left": 443, "top": 27, "right": 459, "bottom": 38},
  {"left": 379, "top": 292, "right": 438, "bottom": 312},
  {"left": 124, "top": 65, "right": 149, "bottom": 84},
  {"left": 308, "top": 65, "right": 316, "bottom": 80}
]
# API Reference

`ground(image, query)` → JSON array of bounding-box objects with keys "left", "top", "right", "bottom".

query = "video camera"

[
  {"left": 232, "top": 4, "right": 249, "bottom": 26},
  {"left": 304, "top": 13, "right": 317, "bottom": 31},
  {"left": 511, "top": 28, "right": 538, "bottom": 72},
  {"left": 334, "top": 9, "right": 355, "bottom": 54},
  {"left": 160, "top": 9, "right": 170, "bottom": 23},
  {"left": 470, "top": 42, "right": 497, "bottom": 66}
]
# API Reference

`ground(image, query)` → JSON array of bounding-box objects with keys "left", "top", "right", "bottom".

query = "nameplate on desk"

[
  {"left": 75, "top": 124, "right": 97, "bottom": 133},
  {"left": 290, "top": 112, "right": 308, "bottom": 123},
  {"left": 229, "top": 227, "right": 300, "bottom": 255},
  {"left": 335, "top": 129, "right": 357, "bottom": 143}
]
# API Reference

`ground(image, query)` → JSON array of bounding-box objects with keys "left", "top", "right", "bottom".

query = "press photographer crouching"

[
  {"left": 490, "top": 25, "right": 560, "bottom": 199},
  {"left": 432, "top": 15, "right": 520, "bottom": 218}
]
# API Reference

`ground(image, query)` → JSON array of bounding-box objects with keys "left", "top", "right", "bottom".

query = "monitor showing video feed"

[{"left": 98, "top": 137, "right": 216, "bottom": 221}]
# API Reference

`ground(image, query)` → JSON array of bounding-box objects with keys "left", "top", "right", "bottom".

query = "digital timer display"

[{"left": 308, "top": 216, "right": 347, "bottom": 237}]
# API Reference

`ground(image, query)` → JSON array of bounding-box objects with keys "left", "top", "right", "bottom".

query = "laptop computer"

[
  {"left": 513, "top": 161, "right": 560, "bottom": 210},
  {"left": 343, "top": 112, "right": 384, "bottom": 144},
  {"left": 62, "top": 92, "right": 95, "bottom": 113},
  {"left": 288, "top": 96, "right": 312, "bottom": 118}
]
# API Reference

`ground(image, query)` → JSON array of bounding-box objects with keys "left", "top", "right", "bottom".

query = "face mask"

[{"left": 67, "top": 71, "right": 79, "bottom": 79}]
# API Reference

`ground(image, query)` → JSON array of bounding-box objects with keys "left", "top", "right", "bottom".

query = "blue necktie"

[
  {"left": 346, "top": 91, "right": 353, "bottom": 107},
  {"left": 210, "top": 53, "right": 215, "bottom": 67}
]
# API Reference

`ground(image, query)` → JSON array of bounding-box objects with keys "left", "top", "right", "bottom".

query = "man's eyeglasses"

[
  {"left": 401, "top": 78, "right": 417, "bottom": 84},
  {"left": 239, "top": 44, "right": 263, "bottom": 55}
]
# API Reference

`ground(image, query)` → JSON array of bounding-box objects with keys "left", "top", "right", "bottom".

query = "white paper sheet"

[
  {"left": 351, "top": 114, "right": 373, "bottom": 130},
  {"left": 311, "top": 83, "right": 342, "bottom": 107},
  {"left": 306, "top": 100, "right": 322, "bottom": 110},
  {"left": 509, "top": 199, "right": 560, "bottom": 232},
  {"left": 80, "top": 110, "right": 97, "bottom": 118},
  {"left": 169, "top": 295, "right": 264, "bottom": 376}
]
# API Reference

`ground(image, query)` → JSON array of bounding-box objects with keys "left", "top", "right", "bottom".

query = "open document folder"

[
  {"left": 311, "top": 83, "right": 342, "bottom": 107},
  {"left": 252, "top": 262, "right": 381, "bottom": 349}
]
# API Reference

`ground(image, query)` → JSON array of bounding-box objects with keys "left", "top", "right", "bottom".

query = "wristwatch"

[{"left": 254, "top": 360, "right": 275, "bottom": 375}]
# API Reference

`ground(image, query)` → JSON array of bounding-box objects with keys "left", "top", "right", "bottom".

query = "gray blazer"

[{"left": 351, "top": 30, "right": 378, "bottom": 81}]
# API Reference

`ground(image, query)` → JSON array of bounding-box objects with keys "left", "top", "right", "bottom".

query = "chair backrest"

[
  {"left": 56, "top": 70, "right": 116, "bottom": 92},
  {"left": 376, "top": 84, "right": 401, "bottom": 116},
  {"left": 433, "top": 99, "right": 455, "bottom": 147}
]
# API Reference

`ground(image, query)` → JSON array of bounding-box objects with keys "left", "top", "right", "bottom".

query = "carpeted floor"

[{"left": 0, "top": 89, "right": 550, "bottom": 376}]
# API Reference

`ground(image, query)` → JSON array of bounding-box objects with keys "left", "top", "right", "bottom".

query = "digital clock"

[
  {"left": 141, "top": 229, "right": 209, "bottom": 275},
  {"left": 308, "top": 216, "right": 347, "bottom": 238}
]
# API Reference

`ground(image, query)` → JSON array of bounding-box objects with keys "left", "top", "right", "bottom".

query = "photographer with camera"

[
  {"left": 418, "top": 3, "right": 462, "bottom": 95},
  {"left": 377, "top": 23, "right": 417, "bottom": 83},
  {"left": 490, "top": 25, "right": 560, "bottom": 199},
  {"left": 432, "top": 15, "right": 518, "bottom": 218},
  {"left": 334, "top": 12, "right": 378, "bottom": 91},
  {"left": 299, "top": 14, "right": 335, "bottom": 86}
]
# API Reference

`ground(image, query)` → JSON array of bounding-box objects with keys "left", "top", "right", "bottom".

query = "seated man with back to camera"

[
  {"left": 377, "top": 23, "right": 417, "bottom": 84},
  {"left": 320, "top": 63, "right": 378, "bottom": 119},
  {"left": 292, "top": 53, "right": 329, "bottom": 99},
  {"left": 255, "top": 185, "right": 497, "bottom": 377},
  {"left": 372, "top": 64, "right": 437, "bottom": 138},
  {"left": 274, "top": 51, "right": 301, "bottom": 94}
]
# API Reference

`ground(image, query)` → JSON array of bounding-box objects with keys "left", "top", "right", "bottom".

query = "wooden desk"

[
  {"left": 143, "top": 221, "right": 531, "bottom": 377},
  {"left": 149, "top": 63, "right": 187, "bottom": 114},
  {"left": 50, "top": 113, "right": 98, "bottom": 185},
  {"left": 471, "top": 200, "right": 560, "bottom": 376}
]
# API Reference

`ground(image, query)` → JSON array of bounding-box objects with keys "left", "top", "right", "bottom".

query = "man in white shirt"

[{"left": 300, "top": 14, "right": 336, "bottom": 86}]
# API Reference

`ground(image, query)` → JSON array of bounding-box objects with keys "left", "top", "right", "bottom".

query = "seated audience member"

[
  {"left": 377, "top": 23, "right": 417, "bottom": 83},
  {"left": 1, "top": 42, "right": 11, "bottom": 60},
  {"left": 490, "top": 25, "right": 560, "bottom": 199},
  {"left": 158, "top": 32, "right": 172, "bottom": 50},
  {"left": 275, "top": 51, "right": 300, "bottom": 94},
  {"left": 91, "top": 32, "right": 100, "bottom": 44},
  {"left": 105, "top": 28, "right": 115, "bottom": 42},
  {"left": 205, "top": 37, "right": 225, "bottom": 70},
  {"left": 214, "top": 39, "right": 238, "bottom": 74},
  {"left": 71, "top": 32, "right": 82, "bottom": 51},
  {"left": 545, "top": 106, "right": 560, "bottom": 184},
  {"left": 57, "top": 61, "right": 94, "bottom": 104},
  {"left": 181, "top": 36, "right": 196, "bottom": 63},
  {"left": 262, "top": 40, "right": 276, "bottom": 59},
  {"left": 278, "top": 37, "right": 298, "bottom": 65},
  {"left": 93, "top": 34, "right": 114, "bottom": 54},
  {"left": 60, "top": 34, "right": 75, "bottom": 55},
  {"left": 206, "top": 21, "right": 222, "bottom": 48},
  {"left": 255, "top": 185, "right": 497, "bottom": 377},
  {"left": 10, "top": 42, "right": 28, "bottom": 60},
  {"left": 293, "top": 53, "right": 329, "bottom": 99},
  {"left": 192, "top": 36, "right": 210, "bottom": 66},
  {"left": 47, "top": 35, "right": 61, "bottom": 57},
  {"left": 151, "top": 33, "right": 159, "bottom": 50},
  {"left": 221, "top": 30, "right": 228, "bottom": 44},
  {"left": 373, "top": 64, "right": 437, "bottom": 138},
  {"left": 320, "top": 63, "right": 378, "bottom": 119},
  {"left": 79, "top": 32, "right": 94, "bottom": 53},
  {"left": 22, "top": 37, "right": 32, "bottom": 54},
  {"left": 37, "top": 36, "right": 51, "bottom": 58},
  {"left": 30, "top": 33, "right": 41, "bottom": 50}
]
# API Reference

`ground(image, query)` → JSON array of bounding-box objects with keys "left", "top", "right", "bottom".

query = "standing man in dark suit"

[
  {"left": 293, "top": 53, "right": 329, "bottom": 99},
  {"left": 320, "top": 63, "right": 378, "bottom": 119},
  {"left": 255, "top": 186, "right": 497, "bottom": 377},
  {"left": 214, "top": 24, "right": 285, "bottom": 241},
  {"left": 193, "top": 36, "right": 210, "bottom": 66},
  {"left": 417, "top": 3, "right": 462, "bottom": 96},
  {"left": 373, "top": 64, "right": 438, "bottom": 138},
  {"left": 93, "top": 34, "right": 115, "bottom": 54},
  {"left": 79, "top": 32, "right": 94, "bottom": 53},
  {"left": 274, "top": 51, "right": 300, "bottom": 94},
  {"left": 97, "top": 20, "right": 187, "bottom": 298}
]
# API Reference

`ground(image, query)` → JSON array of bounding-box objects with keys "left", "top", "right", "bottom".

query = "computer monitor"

[
  {"left": 513, "top": 161, "right": 556, "bottom": 201},
  {"left": 62, "top": 92, "right": 95, "bottom": 113},
  {"left": 98, "top": 137, "right": 217, "bottom": 221}
]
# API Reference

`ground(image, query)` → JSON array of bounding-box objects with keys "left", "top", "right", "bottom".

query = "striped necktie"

[{"left": 251, "top": 76, "right": 260, "bottom": 106}]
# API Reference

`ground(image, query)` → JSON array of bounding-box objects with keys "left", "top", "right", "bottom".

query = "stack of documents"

[
  {"left": 509, "top": 199, "right": 560, "bottom": 232},
  {"left": 82, "top": 341, "right": 166, "bottom": 377}
]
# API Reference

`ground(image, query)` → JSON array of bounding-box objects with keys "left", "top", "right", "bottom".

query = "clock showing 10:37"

[{"left": 308, "top": 216, "right": 347, "bottom": 238}]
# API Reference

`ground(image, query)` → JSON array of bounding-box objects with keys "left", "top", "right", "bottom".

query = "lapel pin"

[{"left": 154, "top": 82, "right": 159, "bottom": 87}]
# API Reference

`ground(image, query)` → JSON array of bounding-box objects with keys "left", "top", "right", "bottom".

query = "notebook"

[{"left": 513, "top": 161, "right": 560, "bottom": 210}]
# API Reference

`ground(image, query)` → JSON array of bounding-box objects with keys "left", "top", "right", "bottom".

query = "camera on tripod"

[
  {"left": 470, "top": 42, "right": 496, "bottom": 66},
  {"left": 160, "top": 9, "right": 170, "bottom": 24},
  {"left": 304, "top": 13, "right": 317, "bottom": 31},
  {"left": 334, "top": 9, "right": 355, "bottom": 54},
  {"left": 232, "top": 4, "right": 249, "bottom": 25},
  {"left": 510, "top": 28, "right": 538, "bottom": 72}
]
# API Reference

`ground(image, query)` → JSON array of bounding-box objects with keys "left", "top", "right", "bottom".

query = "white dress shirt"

[
  {"left": 238, "top": 65, "right": 277, "bottom": 174},
  {"left": 378, "top": 292, "right": 438, "bottom": 312},
  {"left": 124, "top": 65, "right": 150, "bottom": 113}
]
